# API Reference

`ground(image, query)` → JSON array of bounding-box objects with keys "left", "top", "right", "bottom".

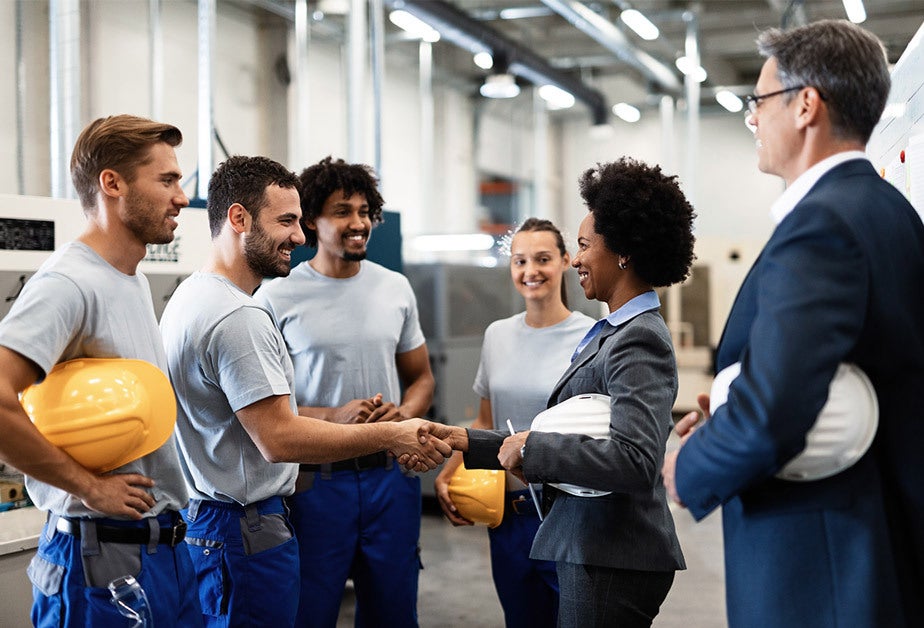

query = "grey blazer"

[{"left": 465, "top": 309, "right": 685, "bottom": 572}]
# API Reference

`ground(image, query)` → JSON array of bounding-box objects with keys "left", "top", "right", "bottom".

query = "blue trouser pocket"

[
  {"left": 184, "top": 537, "right": 228, "bottom": 618},
  {"left": 183, "top": 498, "right": 300, "bottom": 627},
  {"left": 27, "top": 553, "right": 65, "bottom": 628}
]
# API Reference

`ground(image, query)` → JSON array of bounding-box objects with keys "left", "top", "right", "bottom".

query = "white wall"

[{"left": 0, "top": 0, "right": 787, "bottom": 339}]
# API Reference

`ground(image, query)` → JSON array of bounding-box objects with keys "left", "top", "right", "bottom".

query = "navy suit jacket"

[
  {"left": 466, "top": 309, "right": 685, "bottom": 573},
  {"left": 675, "top": 159, "right": 924, "bottom": 627}
]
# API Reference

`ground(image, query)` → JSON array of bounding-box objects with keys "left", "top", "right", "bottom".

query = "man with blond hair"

[{"left": 0, "top": 115, "right": 201, "bottom": 627}]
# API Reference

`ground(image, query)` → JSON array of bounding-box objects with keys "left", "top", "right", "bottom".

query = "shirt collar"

[
  {"left": 603, "top": 290, "right": 661, "bottom": 327},
  {"left": 570, "top": 291, "right": 661, "bottom": 362},
  {"left": 769, "top": 150, "right": 869, "bottom": 224}
]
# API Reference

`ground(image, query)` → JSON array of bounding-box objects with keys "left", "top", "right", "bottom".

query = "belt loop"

[
  {"left": 244, "top": 503, "right": 262, "bottom": 533},
  {"left": 146, "top": 517, "right": 160, "bottom": 555},
  {"left": 320, "top": 463, "right": 332, "bottom": 480},
  {"left": 45, "top": 513, "right": 60, "bottom": 542},
  {"left": 79, "top": 520, "right": 100, "bottom": 557},
  {"left": 186, "top": 499, "right": 201, "bottom": 522}
]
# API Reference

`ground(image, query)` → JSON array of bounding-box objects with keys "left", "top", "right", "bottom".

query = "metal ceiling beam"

[
  {"left": 540, "top": 0, "right": 681, "bottom": 93},
  {"left": 386, "top": 0, "right": 609, "bottom": 125}
]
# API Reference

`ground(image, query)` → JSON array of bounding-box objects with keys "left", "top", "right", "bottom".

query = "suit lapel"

[{"left": 548, "top": 324, "right": 620, "bottom": 404}]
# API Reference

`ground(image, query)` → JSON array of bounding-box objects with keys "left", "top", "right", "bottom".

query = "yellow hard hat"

[
  {"left": 447, "top": 463, "right": 504, "bottom": 528},
  {"left": 21, "top": 358, "right": 176, "bottom": 473}
]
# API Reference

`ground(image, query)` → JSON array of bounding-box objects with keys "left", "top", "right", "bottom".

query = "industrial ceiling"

[{"left": 246, "top": 0, "right": 923, "bottom": 117}]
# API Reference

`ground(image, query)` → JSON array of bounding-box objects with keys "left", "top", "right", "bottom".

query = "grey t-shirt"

[
  {"left": 474, "top": 311, "right": 596, "bottom": 432},
  {"left": 256, "top": 261, "right": 426, "bottom": 407},
  {"left": 160, "top": 272, "right": 298, "bottom": 505},
  {"left": 0, "top": 242, "right": 187, "bottom": 517}
]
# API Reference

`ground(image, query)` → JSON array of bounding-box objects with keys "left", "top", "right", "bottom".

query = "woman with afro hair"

[{"left": 457, "top": 157, "right": 695, "bottom": 627}]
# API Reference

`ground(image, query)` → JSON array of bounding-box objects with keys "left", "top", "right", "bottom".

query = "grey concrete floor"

[
  {"left": 336, "top": 456, "right": 727, "bottom": 627},
  {"left": 336, "top": 504, "right": 726, "bottom": 627}
]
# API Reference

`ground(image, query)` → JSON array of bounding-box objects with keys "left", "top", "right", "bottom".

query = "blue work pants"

[
  {"left": 29, "top": 512, "right": 202, "bottom": 628},
  {"left": 288, "top": 464, "right": 421, "bottom": 628},
  {"left": 181, "top": 496, "right": 299, "bottom": 628},
  {"left": 488, "top": 489, "right": 559, "bottom": 628}
]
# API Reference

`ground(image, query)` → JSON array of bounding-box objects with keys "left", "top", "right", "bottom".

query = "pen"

[{"left": 506, "top": 419, "right": 543, "bottom": 521}]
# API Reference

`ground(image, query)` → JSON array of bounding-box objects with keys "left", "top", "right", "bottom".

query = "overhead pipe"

[
  {"left": 15, "top": 0, "right": 25, "bottom": 195},
  {"left": 347, "top": 0, "right": 367, "bottom": 162},
  {"left": 683, "top": 10, "right": 700, "bottom": 208},
  {"left": 370, "top": 0, "right": 386, "bottom": 176},
  {"left": 149, "top": 0, "right": 163, "bottom": 120},
  {"left": 291, "top": 0, "right": 311, "bottom": 169},
  {"left": 49, "top": 0, "right": 81, "bottom": 199},
  {"left": 197, "top": 0, "right": 215, "bottom": 200},
  {"left": 540, "top": 0, "right": 681, "bottom": 93},
  {"left": 419, "top": 41, "right": 434, "bottom": 224},
  {"left": 385, "top": 0, "right": 609, "bottom": 126}
]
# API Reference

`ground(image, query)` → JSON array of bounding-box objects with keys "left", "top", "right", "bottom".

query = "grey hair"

[{"left": 757, "top": 19, "right": 890, "bottom": 143}]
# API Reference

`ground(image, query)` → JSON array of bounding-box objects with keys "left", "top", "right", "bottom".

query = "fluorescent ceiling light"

[
  {"left": 413, "top": 233, "right": 496, "bottom": 252},
  {"left": 620, "top": 9, "right": 659, "bottom": 41},
  {"left": 715, "top": 89, "right": 743, "bottom": 113},
  {"left": 473, "top": 51, "right": 494, "bottom": 70},
  {"left": 480, "top": 73, "right": 520, "bottom": 99},
  {"left": 538, "top": 84, "right": 575, "bottom": 110},
  {"left": 842, "top": 0, "right": 867, "bottom": 23},
  {"left": 612, "top": 102, "right": 641, "bottom": 123},
  {"left": 675, "top": 56, "right": 707, "bottom": 83},
  {"left": 389, "top": 10, "right": 440, "bottom": 42},
  {"left": 499, "top": 7, "right": 553, "bottom": 20}
]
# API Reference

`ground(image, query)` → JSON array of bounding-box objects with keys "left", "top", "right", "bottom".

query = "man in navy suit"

[{"left": 662, "top": 19, "right": 924, "bottom": 627}]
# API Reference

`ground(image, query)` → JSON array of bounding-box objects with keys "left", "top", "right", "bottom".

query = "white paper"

[{"left": 907, "top": 133, "right": 924, "bottom": 224}]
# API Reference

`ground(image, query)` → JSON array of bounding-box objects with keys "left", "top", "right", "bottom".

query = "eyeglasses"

[{"left": 743, "top": 86, "right": 807, "bottom": 116}]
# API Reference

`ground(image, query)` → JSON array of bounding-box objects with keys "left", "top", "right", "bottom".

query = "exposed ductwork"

[
  {"left": 540, "top": 0, "right": 681, "bottom": 93},
  {"left": 385, "top": 0, "right": 610, "bottom": 126}
]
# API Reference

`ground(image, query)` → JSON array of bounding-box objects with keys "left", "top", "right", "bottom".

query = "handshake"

[{"left": 388, "top": 420, "right": 470, "bottom": 473}]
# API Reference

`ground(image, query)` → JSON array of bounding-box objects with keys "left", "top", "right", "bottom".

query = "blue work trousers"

[
  {"left": 488, "top": 489, "right": 559, "bottom": 628},
  {"left": 181, "top": 496, "right": 300, "bottom": 628},
  {"left": 28, "top": 512, "right": 202, "bottom": 628},
  {"left": 288, "top": 464, "right": 421, "bottom": 628}
]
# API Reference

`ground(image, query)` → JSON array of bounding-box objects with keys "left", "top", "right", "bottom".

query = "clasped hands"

[
  {"left": 661, "top": 392, "right": 710, "bottom": 507},
  {"left": 395, "top": 423, "right": 529, "bottom": 478},
  {"left": 392, "top": 421, "right": 468, "bottom": 473}
]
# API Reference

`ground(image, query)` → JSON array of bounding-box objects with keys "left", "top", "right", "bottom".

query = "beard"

[
  {"left": 124, "top": 187, "right": 175, "bottom": 245},
  {"left": 341, "top": 230, "right": 369, "bottom": 262},
  {"left": 245, "top": 220, "right": 292, "bottom": 278}
]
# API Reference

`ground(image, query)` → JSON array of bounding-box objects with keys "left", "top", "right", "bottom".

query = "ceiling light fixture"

[
  {"left": 715, "top": 89, "right": 743, "bottom": 113},
  {"left": 480, "top": 73, "right": 520, "bottom": 99},
  {"left": 620, "top": 9, "right": 659, "bottom": 41},
  {"left": 499, "top": 7, "right": 554, "bottom": 20},
  {"left": 473, "top": 51, "right": 494, "bottom": 70},
  {"left": 389, "top": 10, "right": 441, "bottom": 42},
  {"left": 842, "top": 0, "right": 867, "bottom": 23},
  {"left": 612, "top": 102, "right": 641, "bottom": 123},
  {"left": 675, "top": 56, "right": 707, "bottom": 83},
  {"left": 538, "top": 84, "right": 576, "bottom": 110}
]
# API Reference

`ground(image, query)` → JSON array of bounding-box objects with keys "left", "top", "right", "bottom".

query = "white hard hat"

[
  {"left": 710, "top": 362, "right": 878, "bottom": 482},
  {"left": 530, "top": 393, "right": 612, "bottom": 497}
]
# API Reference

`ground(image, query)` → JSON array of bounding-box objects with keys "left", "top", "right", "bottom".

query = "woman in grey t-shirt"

[{"left": 435, "top": 218, "right": 594, "bottom": 628}]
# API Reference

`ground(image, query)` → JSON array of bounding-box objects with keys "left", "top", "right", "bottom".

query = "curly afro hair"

[
  {"left": 298, "top": 156, "right": 385, "bottom": 247},
  {"left": 578, "top": 157, "right": 696, "bottom": 287}
]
